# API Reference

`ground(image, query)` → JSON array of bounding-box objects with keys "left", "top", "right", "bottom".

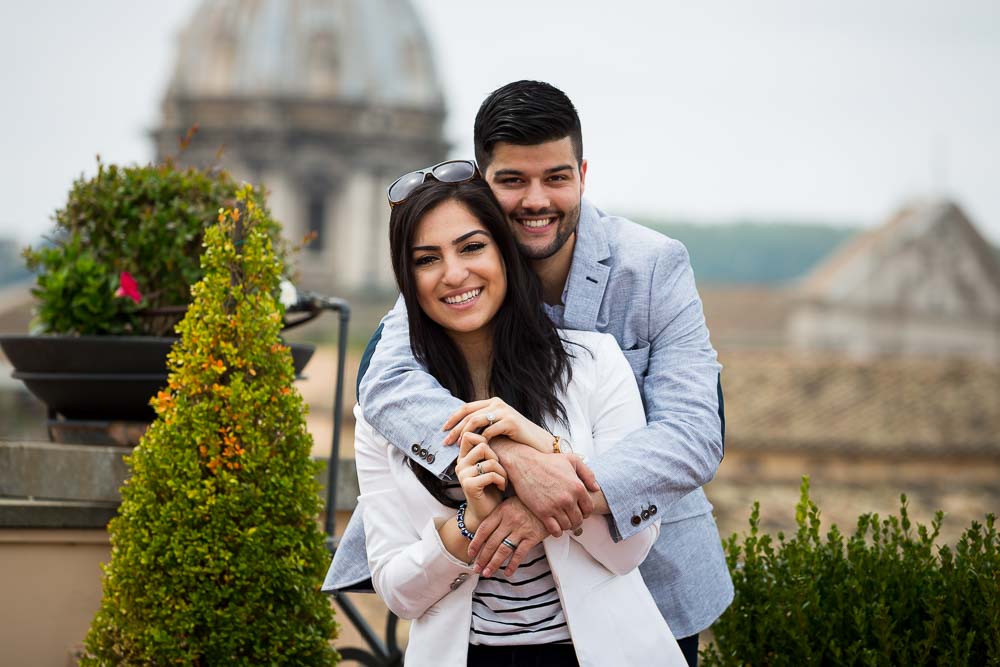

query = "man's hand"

[
  {"left": 495, "top": 443, "right": 600, "bottom": 537},
  {"left": 469, "top": 497, "right": 547, "bottom": 578}
]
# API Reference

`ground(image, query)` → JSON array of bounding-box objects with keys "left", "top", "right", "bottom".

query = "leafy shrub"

[
  {"left": 25, "top": 234, "right": 139, "bottom": 334},
  {"left": 82, "top": 186, "right": 338, "bottom": 665},
  {"left": 23, "top": 156, "right": 288, "bottom": 335},
  {"left": 704, "top": 478, "right": 999, "bottom": 666}
]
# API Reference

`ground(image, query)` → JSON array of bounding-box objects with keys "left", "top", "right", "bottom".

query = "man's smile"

[{"left": 515, "top": 214, "right": 559, "bottom": 233}]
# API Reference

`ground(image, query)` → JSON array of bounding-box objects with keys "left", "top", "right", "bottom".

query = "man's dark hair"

[
  {"left": 474, "top": 80, "right": 583, "bottom": 170},
  {"left": 388, "top": 177, "right": 573, "bottom": 506}
]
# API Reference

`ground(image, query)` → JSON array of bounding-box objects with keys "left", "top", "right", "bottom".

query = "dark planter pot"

[{"left": 0, "top": 335, "right": 315, "bottom": 422}]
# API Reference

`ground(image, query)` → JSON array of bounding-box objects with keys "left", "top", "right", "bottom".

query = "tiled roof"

[
  {"left": 700, "top": 286, "right": 791, "bottom": 348},
  {"left": 720, "top": 350, "right": 1000, "bottom": 455}
]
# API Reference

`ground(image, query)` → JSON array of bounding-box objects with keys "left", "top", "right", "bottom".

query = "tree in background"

[{"left": 82, "top": 186, "right": 338, "bottom": 665}]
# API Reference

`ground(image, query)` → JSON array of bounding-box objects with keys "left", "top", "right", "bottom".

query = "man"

[{"left": 325, "top": 80, "right": 732, "bottom": 665}]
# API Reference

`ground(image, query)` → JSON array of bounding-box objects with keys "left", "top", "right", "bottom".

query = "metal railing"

[{"left": 298, "top": 291, "right": 404, "bottom": 666}]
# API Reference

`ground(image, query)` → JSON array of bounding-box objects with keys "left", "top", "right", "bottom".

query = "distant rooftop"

[{"left": 722, "top": 349, "right": 1000, "bottom": 456}]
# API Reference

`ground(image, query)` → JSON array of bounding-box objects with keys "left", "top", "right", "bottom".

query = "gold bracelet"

[{"left": 552, "top": 435, "right": 561, "bottom": 454}]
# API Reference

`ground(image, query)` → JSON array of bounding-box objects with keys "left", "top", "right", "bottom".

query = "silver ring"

[
  {"left": 476, "top": 462, "right": 485, "bottom": 476},
  {"left": 501, "top": 538, "right": 518, "bottom": 550},
  {"left": 485, "top": 412, "right": 496, "bottom": 425}
]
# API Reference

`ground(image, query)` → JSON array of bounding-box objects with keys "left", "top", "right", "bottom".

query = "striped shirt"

[
  {"left": 469, "top": 544, "right": 571, "bottom": 645},
  {"left": 443, "top": 477, "right": 571, "bottom": 646}
]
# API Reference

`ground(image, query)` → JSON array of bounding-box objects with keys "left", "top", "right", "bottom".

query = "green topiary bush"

[
  {"left": 703, "top": 478, "right": 999, "bottom": 666},
  {"left": 82, "top": 186, "right": 338, "bottom": 665},
  {"left": 23, "top": 156, "right": 288, "bottom": 335}
]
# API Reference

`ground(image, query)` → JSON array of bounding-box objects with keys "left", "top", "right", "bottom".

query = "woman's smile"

[{"left": 441, "top": 287, "right": 483, "bottom": 308}]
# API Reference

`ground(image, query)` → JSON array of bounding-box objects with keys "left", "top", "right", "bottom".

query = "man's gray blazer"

[{"left": 324, "top": 200, "right": 733, "bottom": 639}]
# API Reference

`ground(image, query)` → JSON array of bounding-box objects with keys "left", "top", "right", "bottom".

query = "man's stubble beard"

[{"left": 511, "top": 201, "right": 582, "bottom": 261}]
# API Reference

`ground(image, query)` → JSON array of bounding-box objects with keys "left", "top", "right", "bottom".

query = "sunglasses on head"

[{"left": 387, "top": 160, "right": 481, "bottom": 207}]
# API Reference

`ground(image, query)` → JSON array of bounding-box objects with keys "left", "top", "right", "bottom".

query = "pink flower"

[{"left": 115, "top": 271, "right": 142, "bottom": 305}]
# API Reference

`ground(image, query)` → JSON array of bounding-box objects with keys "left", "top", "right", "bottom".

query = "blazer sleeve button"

[
  {"left": 649, "top": 505, "right": 658, "bottom": 515},
  {"left": 426, "top": 453, "right": 435, "bottom": 464},
  {"left": 641, "top": 509, "right": 651, "bottom": 520},
  {"left": 419, "top": 448, "right": 429, "bottom": 459},
  {"left": 631, "top": 515, "right": 642, "bottom": 526},
  {"left": 411, "top": 444, "right": 421, "bottom": 454}
]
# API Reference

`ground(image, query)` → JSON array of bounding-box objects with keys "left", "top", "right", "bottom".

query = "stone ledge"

[
  {"left": 0, "top": 440, "right": 131, "bottom": 502},
  {"left": 0, "top": 499, "right": 118, "bottom": 529},
  {"left": 0, "top": 436, "right": 362, "bottom": 528},
  {"left": 0, "top": 527, "right": 110, "bottom": 544}
]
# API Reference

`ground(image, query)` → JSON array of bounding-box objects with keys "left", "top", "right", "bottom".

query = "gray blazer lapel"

[{"left": 562, "top": 200, "right": 611, "bottom": 331}]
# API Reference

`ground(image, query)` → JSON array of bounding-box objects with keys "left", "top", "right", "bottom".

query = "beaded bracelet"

[{"left": 456, "top": 501, "right": 475, "bottom": 540}]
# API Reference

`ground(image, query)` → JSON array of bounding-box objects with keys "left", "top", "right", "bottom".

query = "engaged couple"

[{"left": 324, "top": 80, "right": 732, "bottom": 667}]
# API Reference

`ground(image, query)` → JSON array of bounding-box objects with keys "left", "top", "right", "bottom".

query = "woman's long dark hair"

[{"left": 389, "top": 178, "right": 573, "bottom": 507}]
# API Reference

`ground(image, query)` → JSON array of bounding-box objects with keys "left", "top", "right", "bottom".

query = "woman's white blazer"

[{"left": 354, "top": 330, "right": 687, "bottom": 667}]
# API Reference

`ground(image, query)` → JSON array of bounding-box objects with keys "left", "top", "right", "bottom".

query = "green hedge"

[
  {"left": 82, "top": 187, "right": 337, "bottom": 665},
  {"left": 704, "top": 478, "right": 999, "bottom": 666}
]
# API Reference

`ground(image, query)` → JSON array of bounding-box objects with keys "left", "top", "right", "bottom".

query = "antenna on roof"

[{"left": 931, "top": 134, "right": 949, "bottom": 195}]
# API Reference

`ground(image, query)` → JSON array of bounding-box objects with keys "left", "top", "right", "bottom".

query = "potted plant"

[{"left": 0, "top": 154, "right": 313, "bottom": 425}]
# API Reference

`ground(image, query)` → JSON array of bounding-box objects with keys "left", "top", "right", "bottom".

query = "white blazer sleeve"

[
  {"left": 353, "top": 407, "right": 475, "bottom": 620},
  {"left": 568, "top": 334, "right": 659, "bottom": 575},
  {"left": 358, "top": 297, "right": 464, "bottom": 478}
]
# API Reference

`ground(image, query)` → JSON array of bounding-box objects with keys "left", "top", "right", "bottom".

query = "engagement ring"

[
  {"left": 476, "top": 462, "right": 485, "bottom": 476},
  {"left": 485, "top": 412, "right": 496, "bottom": 425}
]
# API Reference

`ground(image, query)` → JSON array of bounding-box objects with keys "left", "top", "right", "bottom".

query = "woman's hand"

[
  {"left": 455, "top": 431, "right": 507, "bottom": 530},
  {"left": 443, "top": 397, "right": 553, "bottom": 453}
]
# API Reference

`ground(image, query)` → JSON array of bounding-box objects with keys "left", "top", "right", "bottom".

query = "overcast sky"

[{"left": 2, "top": 0, "right": 998, "bottom": 247}]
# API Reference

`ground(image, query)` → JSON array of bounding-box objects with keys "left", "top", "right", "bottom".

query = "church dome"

[{"left": 167, "top": 0, "right": 444, "bottom": 109}]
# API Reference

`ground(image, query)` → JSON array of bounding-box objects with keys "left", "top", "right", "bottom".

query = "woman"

[{"left": 355, "top": 162, "right": 686, "bottom": 666}]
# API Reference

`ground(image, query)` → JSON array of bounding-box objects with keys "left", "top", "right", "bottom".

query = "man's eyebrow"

[
  {"left": 491, "top": 165, "right": 574, "bottom": 178},
  {"left": 491, "top": 168, "right": 523, "bottom": 178},
  {"left": 412, "top": 229, "right": 489, "bottom": 252}
]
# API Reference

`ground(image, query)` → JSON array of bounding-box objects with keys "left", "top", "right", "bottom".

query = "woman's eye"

[
  {"left": 414, "top": 255, "right": 437, "bottom": 267},
  {"left": 462, "top": 242, "right": 486, "bottom": 253}
]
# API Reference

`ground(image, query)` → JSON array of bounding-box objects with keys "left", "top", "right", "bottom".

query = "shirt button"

[
  {"left": 411, "top": 444, "right": 420, "bottom": 454},
  {"left": 649, "top": 505, "right": 658, "bottom": 516},
  {"left": 419, "top": 448, "right": 428, "bottom": 459},
  {"left": 426, "top": 453, "right": 435, "bottom": 464},
  {"left": 631, "top": 515, "right": 642, "bottom": 526},
  {"left": 573, "top": 527, "right": 583, "bottom": 536}
]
